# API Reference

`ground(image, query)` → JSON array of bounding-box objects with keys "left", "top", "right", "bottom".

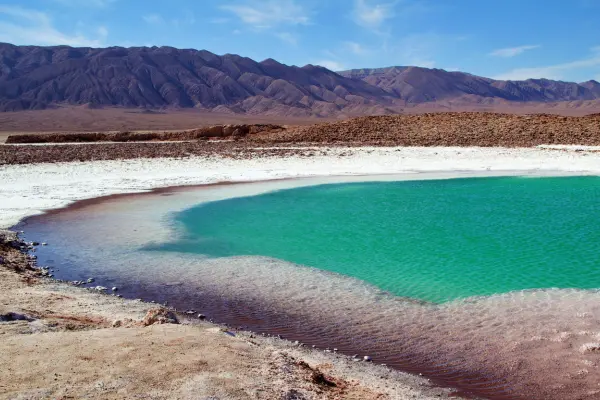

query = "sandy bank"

[{"left": 0, "top": 230, "right": 451, "bottom": 399}]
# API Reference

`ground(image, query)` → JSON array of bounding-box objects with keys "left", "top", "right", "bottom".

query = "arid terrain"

[
  {"left": 2, "top": 112, "right": 599, "bottom": 165},
  {"left": 2, "top": 106, "right": 600, "bottom": 399}
]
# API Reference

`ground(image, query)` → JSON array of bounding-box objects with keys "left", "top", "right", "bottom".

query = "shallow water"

[
  {"left": 18, "top": 174, "right": 600, "bottom": 400},
  {"left": 150, "top": 176, "right": 600, "bottom": 303}
]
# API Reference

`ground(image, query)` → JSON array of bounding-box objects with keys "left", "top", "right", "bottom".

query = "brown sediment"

[
  {"left": 4, "top": 123, "right": 285, "bottom": 143},
  {"left": 0, "top": 230, "right": 453, "bottom": 400}
]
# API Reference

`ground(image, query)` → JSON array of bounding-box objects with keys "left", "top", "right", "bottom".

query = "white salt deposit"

[{"left": 2, "top": 146, "right": 600, "bottom": 229}]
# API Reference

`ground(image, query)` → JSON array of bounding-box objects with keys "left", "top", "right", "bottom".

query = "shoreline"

[
  {"left": 3, "top": 145, "right": 600, "bottom": 230},
  {"left": 3, "top": 146, "right": 600, "bottom": 399},
  {"left": 0, "top": 230, "right": 453, "bottom": 400}
]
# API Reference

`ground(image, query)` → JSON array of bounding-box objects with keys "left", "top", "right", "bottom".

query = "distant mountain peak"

[{"left": 0, "top": 44, "right": 598, "bottom": 114}]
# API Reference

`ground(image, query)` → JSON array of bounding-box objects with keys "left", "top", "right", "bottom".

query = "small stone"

[
  {"left": 197, "top": 314, "right": 206, "bottom": 320},
  {"left": 363, "top": 355, "right": 372, "bottom": 362},
  {"left": 112, "top": 320, "right": 123, "bottom": 328},
  {"left": 111, "top": 287, "right": 118, "bottom": 292},
  {"left": 87, "top": 278, "right": 94, "bottom": 283},
  {"left": 42, "top": 242, "right": 48, "bottom": 246},
  {"left": 142, "top": 308, "right": 178, "bottom": 326},
  {"left": 333, "top": 348, "right": 338, "bottom": 352},
  {"left": 32, "top": 241, "right": 40, "bottom": 246},
  {"left": 580, "top": 343, "right": 600, "bottom": 354},
  {"left": 93, "top": 286, "right": 107, "bottom": 292}
]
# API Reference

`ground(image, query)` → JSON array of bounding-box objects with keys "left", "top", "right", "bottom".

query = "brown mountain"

[{"left": 0, "top": 43, "right": 599, "bottom": 116}]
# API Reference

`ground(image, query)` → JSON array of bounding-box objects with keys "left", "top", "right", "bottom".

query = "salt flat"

[{"left": 2, "top": 146, "right": 600, "bottom": 229}]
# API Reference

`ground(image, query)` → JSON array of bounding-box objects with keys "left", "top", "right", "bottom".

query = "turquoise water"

[{"left": 153, "top": 176, "right": 600, "bottom": 303}]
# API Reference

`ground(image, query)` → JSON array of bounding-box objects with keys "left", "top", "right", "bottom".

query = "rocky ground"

[
  {"left": 257, "top": 113, "right": 600, "bottom": 146},
  {"left": 1, "top": 112, "right": 599, "bottom": 165},
  {"left": 0, "top": 230, "right": 453, "bottom": 400}
]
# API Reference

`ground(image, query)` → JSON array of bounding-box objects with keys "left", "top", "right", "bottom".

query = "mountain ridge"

[{"left": 0, "top": 43, "right": 599, "bottom": 116}]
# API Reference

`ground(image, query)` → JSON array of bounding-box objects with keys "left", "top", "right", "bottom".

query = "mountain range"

[{"left": 0, "top": 43, "right": 599, "bottom": 116}]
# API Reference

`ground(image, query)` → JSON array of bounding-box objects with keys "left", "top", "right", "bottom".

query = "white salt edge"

[{"left": 1, "top": 146, "right": 600, "bottom": 229}]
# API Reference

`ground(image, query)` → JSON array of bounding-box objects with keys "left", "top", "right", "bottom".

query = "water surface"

[
  {"left": 152, "top": 176, "right": 600, "bottom": 303},
  {"left": 19, "top": 174, "right": 600, "bottom": 400}
]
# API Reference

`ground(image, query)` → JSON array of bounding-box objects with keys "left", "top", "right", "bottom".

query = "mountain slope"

[
  {"left": 337, "top": 67, "right": 600, "bottom": 103},
  {"left": 0, "top": 43, "right": 599, "bottom": 115},
  {"left": 0, "top": 43, "right": 394, "bottom": 116}
]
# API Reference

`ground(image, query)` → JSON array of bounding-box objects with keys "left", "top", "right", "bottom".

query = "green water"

[{"left": 154, "top": 176, "right": 600, "bottom": 303}]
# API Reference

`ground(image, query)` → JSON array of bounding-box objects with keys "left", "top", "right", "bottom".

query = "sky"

[{"left": 0, "top": 0, "right": 599, "bottom": 82}]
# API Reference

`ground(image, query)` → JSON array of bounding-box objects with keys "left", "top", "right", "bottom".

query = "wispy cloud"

[
  {"left": 352, "top": 0, "right": 396, "bottom": 30},
  {"left": 316, "top": 60, "right": 345, "bottom": 71},
  {"left": 494, "top": 47, "right": 600, "bottom": 80},
  {"left": 52, "top": 0, "right": 118, "bottom": 7},
  {"left": 0, "top": 5, "right": 107, "bottom": 46},
  {"left": 142, "top": 14, "right": 164, "bottom": 25},
  {"left": 345, "top": 41, "right": 367, "bottom": 55},
  {"left": 490, "top": 45, "right": 540, "bottom": 58},
  {"left": 275, "top": 32, "right": 298, "bottom": 45},
  {"left": 220, "top": 0, "right": 309, "bottom": 29}
]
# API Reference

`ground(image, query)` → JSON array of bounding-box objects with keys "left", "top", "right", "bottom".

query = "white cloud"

[
  {"left": 316, "top": 60, "right": 345, "bottom": 71},
  {"left": 352, "top": 0, "right": 395, "bottom": 30},
  {"left": 494, "top": 48, "right": 600, "bottom": 80},
  {"left": 0, "top": 5, "right": 107, "bottom": 46},
  {"left": 275, "top": 32, "right": 298, "bottom": 45},
  {"left": 490, "top": 45, "right": 540, "bottom": 58},
  {"left": 345, "top": 41, "right": 367, "bottom": 55},
  {"left": 221, "top": 0, "right": 309, "bottom": 29},
  {"left": 142, "top": 14, "right": 164, "bottom": 25}
]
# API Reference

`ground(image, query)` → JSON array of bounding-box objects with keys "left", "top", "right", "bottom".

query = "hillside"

[
  {"left": 0, "top": 43, "right": 599, "bottom": 116},
  {"left": 338, "top": 67, "right": 600, "bottom": 103}
]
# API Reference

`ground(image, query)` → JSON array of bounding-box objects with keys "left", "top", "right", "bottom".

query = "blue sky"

[{"left": 0, "top": 0, "right": 599, "bottom": 82}]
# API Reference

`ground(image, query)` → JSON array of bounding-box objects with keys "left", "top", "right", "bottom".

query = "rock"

[
  {"left": 111, "top": 287, "right": 118, "bottom": 292},
  {"left": 93, "top": 286, "right": 107, "bottom": 292},
  {"left": 87, "top": 278, "right": 94, "bottom": 283},
  {"left": 0, "top": 312, "right": 35, "bottom": 322},
  {"left": 112, "top": 320, "right": 123, "bottom": 328},
  {"left": 201, "top": 125, "right": 224, "bottom": 137},
  {"left": 363, "top": 355, "right": 372, "bottom": 362},
  {"left": 41, "top": 242, "right": 47, "bottom": 246},
  {"left": 223, "top": 125, "right": 235, "bottom": 136},
  {"left": 197, "top": 314, "right": 206, "bottom": 320},
  {"left": 142, "top": 308, "right": 178, "bottom": 326},
  {"left": 580, "top": 343, "right": 600, "bottom": 354},
  {"left": 31, "top": 241, "right": 40, "bottom": 246}
]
